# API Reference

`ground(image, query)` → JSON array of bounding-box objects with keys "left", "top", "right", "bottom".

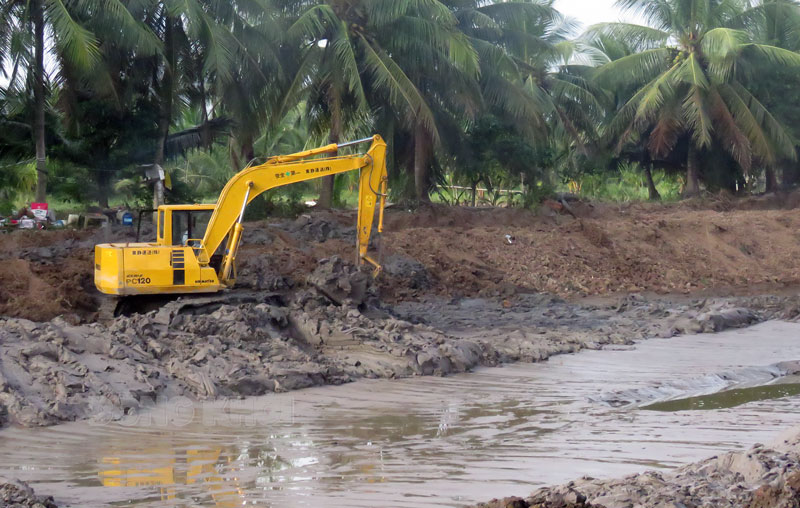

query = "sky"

[{"left": 554, "top": 0, "right": 641, "bottom": 31}]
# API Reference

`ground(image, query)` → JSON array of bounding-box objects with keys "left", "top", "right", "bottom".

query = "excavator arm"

[{"left": 201, "top": 135, "right": 388, "bottom": 286}]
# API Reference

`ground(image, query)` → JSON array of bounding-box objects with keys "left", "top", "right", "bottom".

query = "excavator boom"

[{"left": 95, "top": 136, "right": 388, "bottom": 296}]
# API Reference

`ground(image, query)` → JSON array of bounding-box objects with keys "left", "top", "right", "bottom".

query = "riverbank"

[
  {"left": 2, "top": 203, "right": 800, "bottom": 428},
  {"left": 4, "top": 201, "right": 800, "bottom": 322},
  {"left": 1, "top": 202, "right": 800, "bottom": 504},
  {"left": 474, "top": 428, "right": 800, "bottom": 508},
  {"left": 2, "top": 263, "right": 799, "bottom": 428}
]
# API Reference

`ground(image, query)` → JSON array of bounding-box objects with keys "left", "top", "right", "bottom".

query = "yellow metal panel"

[
  {"left": 95, "top": 245, "right": 123, "bottom": 295},
  {"left": 94, "top": 243, "right": 221, "bottom": 295}
]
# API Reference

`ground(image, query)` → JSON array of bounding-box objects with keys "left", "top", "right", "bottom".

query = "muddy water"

[{"left": 2, "top": 321, "right": 800, "bottom": 507}]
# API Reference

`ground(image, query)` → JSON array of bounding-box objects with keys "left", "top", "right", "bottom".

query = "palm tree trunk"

[
  {"left": 783, "top": 165, "right": 799, "bottom": 189},
  {"left": 765, "top": 167, "right": 778, "bottom": 193},
  {"left": 32, "top": 0, "right": 47, "bottom": 203},
  {"left": 153, "top": 15, "right": 175, "bottom": 213},
  {"left": 241, "top": 135, "right": 255, "bottom": 164},
  {"left": 319, "top": 87, "right": 341, "bottom": 209},
  {"left": 683, "top": 146, "right": 701, "bottom": 197},
  {"left": 414, "top": 122, "right": 431, "bottom": 202},
  {"left": 644, "top": 164, "right": 661, "bottom": 201},
  {"left": 97, "top": 169, "right": 111, "bottom": 208},
  {"left": 229, "top": 137, "right": 242, "bottom": 172}
]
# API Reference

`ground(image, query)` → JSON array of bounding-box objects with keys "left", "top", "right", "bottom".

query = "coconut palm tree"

[
  {"left": 737, "top": 0, "right": 800, "bottom": 189},
  {"left": 0, "top": 0, "right": 158, "bottom": 203},
  {"left": 588, "top": 0, "right": 800, "bottom": 196},
  {"left": 432, "top": 0, "right": 606, "bottom": 195},
  {"left": 281, "top": 0, "right": 478, "bottom": 205}
]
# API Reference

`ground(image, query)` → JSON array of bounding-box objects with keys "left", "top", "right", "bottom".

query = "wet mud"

[
  {"left": 2, "top": 256, "right": 799, "bottom": 430},
  {"left": 0, "top": 478, "right": 56, "bottom": 508},
  {"left": 476, "top": 430, "right": 800, "bottom": 508}
]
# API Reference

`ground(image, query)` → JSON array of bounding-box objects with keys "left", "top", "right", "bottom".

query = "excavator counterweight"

[{"left": 95, "top": 136, "right": 388, "bottom": 296}]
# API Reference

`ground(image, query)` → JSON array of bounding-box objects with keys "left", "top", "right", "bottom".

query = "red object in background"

[{"left": 31, "top": 202, "right": 48, "bottom": 221}]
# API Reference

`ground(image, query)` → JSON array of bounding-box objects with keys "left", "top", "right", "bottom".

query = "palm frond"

[
  {"left": 585, "top": 22, "right": 670, "bottom": 50},
  {"left": 730, "top": 82, "right": 797, "bottom": 160},
  {"left": 358, "top": 34, "right": 439, "bottom": 142},
  {"left": 649, "top": 95, "right": 683, "bottom": 155},
  {"left": 45, "top": 0, "right": 100, "bottom": 69},
  {"left": 706, "top": 87, "right": 752, "bottom": 169},
  {"left": 592, "top": 48, "right": 671, "bottom": 89},
  {"left": 718, "top": 83, "right": 778, "bottom": 164},
  {"left": 681, "top": 85, "right": 713, "bottom": 149},
  {"left": 674, "top": 52, "right": 710, "bottom": 89}
]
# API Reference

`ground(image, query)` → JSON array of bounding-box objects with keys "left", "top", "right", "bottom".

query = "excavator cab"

[
  {"left": 95, "top": 204, "right": 224, "bottom": 296},
  {"left": 159, "top": 205, "right": 214, "bottom": 248},
  {"left": 95, "top": 135, "right": 388, "bottom": 297}
]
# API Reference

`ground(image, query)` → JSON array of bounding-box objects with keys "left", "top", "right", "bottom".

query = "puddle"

[
  {"left": 643, "top": 382, "right": 800, "bottom": 412},
  {"left": 0, "top": 321, "right": 799, "bottom": 507}
]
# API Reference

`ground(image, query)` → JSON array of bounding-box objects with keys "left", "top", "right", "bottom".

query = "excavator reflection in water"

[
  {"left": 99, "top": 445, "right": 299, "bottom": 506},
  {"left": 99, "top": 448, "right": 242, "bottom": 506}
]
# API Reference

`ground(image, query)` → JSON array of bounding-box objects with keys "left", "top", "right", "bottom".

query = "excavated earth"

[{"left": 2, "top": 195, "right": 800, "bottom": 506}]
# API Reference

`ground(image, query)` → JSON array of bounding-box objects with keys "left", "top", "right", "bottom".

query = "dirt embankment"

[
  {"left": 3, "top": 199, "right": 800, "bottom": 322},
  {"left": 384, "top": 203, "right": 800, "bottom": 299},
  {"left": 474, "top": 429, "right": 800, "bottom": 508}
]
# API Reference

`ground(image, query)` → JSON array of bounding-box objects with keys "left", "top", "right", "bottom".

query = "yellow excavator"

[{"left": 95, "top": 135, "right": 388, "bottom": 297}]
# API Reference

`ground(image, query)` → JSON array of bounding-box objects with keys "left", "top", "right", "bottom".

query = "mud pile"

[
  {"left": 0, "top": 478, "right": 57, "bottom": 508},
  {"left": 4, "top": 202, "right": 800, "bottom": 322},
  {"left": 0, "top": 257, "right": 469, "bottom": 427},
  {"left": 385, "top": 206, "right": 800, "bottom": 299},
  {"left": 394, "top": 293, "right": 800, "bottom": 365},
  {"left": 475, "top": 429, "right": 800, "bottom": 508},
  {"left": 0, "top": 231, "right": 97, "bottom": 322}
]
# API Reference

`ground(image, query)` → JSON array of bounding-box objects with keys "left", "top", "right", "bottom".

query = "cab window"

[{"left": 171, "top": 210, "right": 212, "bottom": 246}]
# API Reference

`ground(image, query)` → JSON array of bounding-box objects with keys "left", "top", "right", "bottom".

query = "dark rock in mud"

[
  {"left": 0, "top": 479, "right": 57, "bottom": 508},
  {"left": 382, "top": 254, "right": 432, "bottom": 289},
  {"left": 748, "top": 470, "right": 800, "bottom": 508},
  {"left": 237, "top": 257, "right": 292, "bottom": 291},
  {"left": 307, "top": 255, "right": 376, "bottom": 307},
  {"left": 287, "top": 213, "right": 354, "bottom": 243},
  {"left": 697, "top": 307, "right": 759, "bottom": 332},
  {"left": 241, "top": 226, "right": 275, "bottom": 246},
  {"left": 477, "top": 492, "right": 602, "bottom": 508}
]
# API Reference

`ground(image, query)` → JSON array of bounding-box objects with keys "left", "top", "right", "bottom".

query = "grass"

[{"left": 573, "top": 163, "right": 683, "bottom": 203}]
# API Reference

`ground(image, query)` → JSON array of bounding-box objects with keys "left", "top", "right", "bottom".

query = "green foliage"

[
  {"left": 522, "top": 182, "right": 557, "bottom": 209},
  {"left": 4, "top": 0, "right": 800, "bottom": 213},
  {"left": 576, "top": 163, "right": 683, "bottom": 202},
  {"left": 0, "top": 159, "right": 37, "bottom": 214},
  {"left": 591, "top": 0, "right": 800, "bottom": 193}
]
